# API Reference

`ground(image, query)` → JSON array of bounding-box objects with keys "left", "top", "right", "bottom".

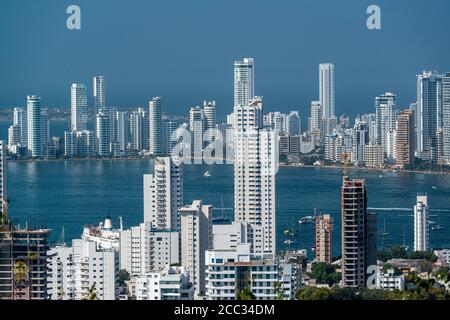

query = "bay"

[{"left": 6, "top": 159, "right": 450, "bottom": 258}]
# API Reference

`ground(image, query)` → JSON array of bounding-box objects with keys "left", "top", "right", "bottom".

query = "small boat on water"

[
  {"left": 204, "top": 170, "right": 211, "bottom": 177},
  {"left": 284, "top": 240, "right": 293, "bottom": 245},
  {"left": 299, "top": 216, "right": 315, "bottom": 224},
  {"left": 432, "top": 225, "right": 444, "bottom": 231}
]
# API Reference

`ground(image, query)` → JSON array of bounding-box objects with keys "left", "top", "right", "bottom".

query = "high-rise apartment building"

[
  {"left": 13, "top": 107, "right": 27, "bottom": 147},
  {"left": 93, "top": 75, "right": 105, "bottom": 112},
  {"left": 130, "top": 108, "right": 147, "bottom": 151},
  {"left": 71, "top": 83, "right": 88, "bottom": 131},
  {"left": 179, "top": 200, "right": 212, "bottom": 298},
  {"left": 96, "top": 111, "right": 110, "bottom": 157},
  {"left": 0, "top": 226, "right": 50, "bottom": 300},
  {"left": 143, "top": 157, "right": 183, "bottom": 230},
  {"left": 315, "top": 214, "right": 333, "bottom": 264},
  {"left": 414, "top": 194, "right": 429, "bottom": 252},
  {"left": 341, "top": 176, "right": 377, "bottom": 287},
  {"left": 27, "top": 95, "right": 42, "bottom": 157},
  {"left": 416, "top": 71, "right": 443, "bottom": 161},
  {"left": 149, "top": 97, "right": 163, "bottom": 156},
  {"left": 234, "top": 95, "right": 277, "bottom": 256},
  {"left": 189, "top": 105, "right": 205, "bottom": 157},
  {"left": 396, "top": 109, "right": 415, "bottom": 168},
  {"left": 203, "top": 100, "right": 216, "bottom": 141},
  {"left": 234, "top": 58, "right": 254, "bottom": 107},
  {"left": 375, "top": 92, "right": 397, "bottom": 157},
  {"left": 319, "top": 63, "right": 335, "bottom": 119},
  {"left": 47, "top": 239, "right": 118, "bottom": 300},
  {"left": 442, "top": 72, "right": 450, "bottom": 164},
  {"left": 115, "top": 111, "right": 129, "bottom": 153}
]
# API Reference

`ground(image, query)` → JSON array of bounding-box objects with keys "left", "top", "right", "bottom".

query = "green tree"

[
  {"left": 83, "top": 284, "right": 98, "bottom": 300},
  {"left": 310, "top": 262, "right": 341, "bottom": 286},
  {"left": 296, "top": 287, "right": 331, "bottom": 300},
  {"left": 118, "top": 269, "right": 131, "bottom": 287},
  {"left": 236, "top": 288, "right": 255, "bottom": 300}
]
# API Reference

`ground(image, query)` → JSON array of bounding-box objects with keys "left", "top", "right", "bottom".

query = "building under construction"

[
  {"left": 0, "top": 140, "right": 51, "bottom": 300},
  {"left": 0, "top": 223, "right": 51, "bottom": 300},
  {"left": 341, "top": 175, "right": 377, "bottom": 287}
]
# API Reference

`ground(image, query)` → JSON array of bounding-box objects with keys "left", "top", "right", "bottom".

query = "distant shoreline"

[
  {"left": 6, "top": 157, "right": 450, "bottom": 176},
  {"left": 281, "top": 163, "right": 450, "bottom": 176}
]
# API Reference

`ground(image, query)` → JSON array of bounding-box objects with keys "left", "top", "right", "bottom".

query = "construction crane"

[{"left": 342, "top": 152, "right": 349, "bottom": 177}]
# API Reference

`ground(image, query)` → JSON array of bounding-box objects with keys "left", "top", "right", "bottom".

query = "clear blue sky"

[{"left": 1, "top": 0, "right": 449, "bottom": 120}]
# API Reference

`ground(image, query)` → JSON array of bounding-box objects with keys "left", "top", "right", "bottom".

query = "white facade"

[
  {"left": 205, "top": 244, "right": 278, "bottom": 300},
  {"left": 212, "top": 221, "right": 249, "bottom": 251},
  {"left": 27, "top": 95, "right": 42, "bottom": 157},
  {"left": 47, "top": 239, "right": 118, "bottom": 300},
  {"left": 7, "top": 125, "right": 21, "bottom": 152},
  {"left": 135, "top": 266, "right": 193, "bottom": 300},
  {"left": 319, "top": 63, "right": 335, "bottom": 120},
  {"left": 93, "top": 75, "right": 105, "bottom": 112},
  {"left": 414, "top": 194, "right": 429, "bottom": 252},
  {"left": 443, "top": 72, "right": 450, "bottom": 164},
  {"left": 13, "top": 107, "right": 27, "bottom": 147},
  {"left": 376, "top": 269, "right": 405, "bottom": 291},
  {"left": 234, "top": 58, "right": 254, "bottom": 107},
  {"left": 0, "top": 141, "right": 5, "bottom": 217},
  {"left": 143, "top": 157, "right": 183, "bottom": 229},
  {"left": 180, "top": 200, "right": 212, "bottom": 297},
  {"left": 434, "top": 249, "right": 450, "bottom": 264},
  {"left": 233, "top": 91, "right": 277, "bottom": 257},
  {"left": 149, "top": 97, "right": 163, "bottom": 156},
  {"left": 71, "top": 83, "right": 87, "bottom": 131},
  {"left": 96, "top": 111, "right": 110, "bottom": 157}
]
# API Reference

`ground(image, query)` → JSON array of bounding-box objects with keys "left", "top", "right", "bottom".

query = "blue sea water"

[
  {"left": 6, "top": 160, "right": 450, "bottom": 258},
  {"left": 2, "top": 119, "right": 450, "bottom": 257}
]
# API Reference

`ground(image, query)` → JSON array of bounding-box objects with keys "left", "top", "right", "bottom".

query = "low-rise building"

[
  {"left": 135, "top": 266, "right": 194, "bottom": 300},
  {"left": 376, "top": 269, "right": 405, "bottom": 291}
]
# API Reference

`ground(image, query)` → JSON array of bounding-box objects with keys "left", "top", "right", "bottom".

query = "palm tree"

[
  {"left": 273, "top": 281, "right": 284, "bottom": 300},
  {"left": 83, "top": 284, "right": 98, "bottom": 300},
  {"left": 236, "top": 288, "right": 255, "bottom": 300}
]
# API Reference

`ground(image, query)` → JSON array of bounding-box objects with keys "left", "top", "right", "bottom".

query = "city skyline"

[{"left": 2, "top": 0, "right": 450, "bottom": 118}]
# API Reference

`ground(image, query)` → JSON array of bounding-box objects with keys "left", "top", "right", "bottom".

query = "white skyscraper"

[
  {"left": 234, "top": 94, "right": 278, "bottom": 256},
  {"left": 93, "top": 75, "right": 105, "bottom": 112},
  {"left": 189, "top": 106, "right": 205, "bottom": 157},
  {"left": 442, "top": 72, "right": 450, "bottom": 164},
  {"left": 96, "top": 111, "right": 110, "bottom": 157},
  {"left": 375, "top": 92, "right": 397, "bottom": 157},
  {"left": 203, "top": 100, "right": 216, "bottom": 141},
  {"left": 40, "top": 108, "right": 50, "bottom": 157},
  {"left": 13, "top": 107, "right": 27, "bottom": 147},
  {"left": 414, "top": 194, "right": 429, "bottom": 252},
  {"left": 319, "top": 63, "right": 335, "bottom": 119},
  {"left": 47, "top": 239, "right": 118, "bottom": 300},
  {"left": 130, "top": 108, "right": 146, "bottom": 151},
  {"left": 285, "top": 111, "right": 301, "bottom": 136},
  {"left": 0, "top": 141, "right": 6, "bottom": 218},
  {"left": 115, "top": 111, "right": 128, "bottom": 153},
  {"left": 234, "top": 58, "right": 255, "bottom": 107},
  {"left": 7, "top": 125, "right": 21, "bottom": 152},
  {"left": 71, "top": 83, "right": 88, "bottom": 131},
  {"left": 27, "top": 95, "right": 42, "bottom": 157},
  {"left": 143, "top": 157, "right": 183, "bottom": 230},
  {"left": 179, "top": 200, "right": 212, "bottom": 297},
  {"left": 149, "top": 97, "right": 163, "bottom": 156}
]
